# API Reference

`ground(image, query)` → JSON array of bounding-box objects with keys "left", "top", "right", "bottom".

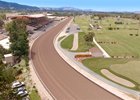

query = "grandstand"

[{"left": 10, "top": 14, "right": 51, "bottom": 30}]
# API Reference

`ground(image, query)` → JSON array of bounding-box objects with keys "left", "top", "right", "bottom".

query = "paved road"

[{"left": 31, "top": 17, "right": 121, "bottom": 100}]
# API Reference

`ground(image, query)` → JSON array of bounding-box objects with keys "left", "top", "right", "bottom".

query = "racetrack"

[{"left": 31, "top": 17, "right": 121, "bottom": 100}]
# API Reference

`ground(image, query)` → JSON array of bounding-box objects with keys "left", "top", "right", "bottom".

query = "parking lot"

[{"left": 65, "top": 23, "right": 81, "bottom": 34}]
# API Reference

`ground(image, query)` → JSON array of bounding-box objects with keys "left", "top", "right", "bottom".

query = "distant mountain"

[
  {"left": 41, "top": 7, "right": 82, "bottom": 11},
  {"left": 134, "top": 11, "right": 140, "bottom": 14},
  {"left": 0, "top": 0, "right": 40, "bottom": 10}
]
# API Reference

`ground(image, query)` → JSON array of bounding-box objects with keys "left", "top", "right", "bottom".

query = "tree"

[
  {"left": 84, "top": 32, "right": 95, "bottom": 42},
  {"left": 6, "top": 19, "right": 29, "bottom": 59},
  {"left": 0, "top": 62, "right": 17, "bottom": 99}
]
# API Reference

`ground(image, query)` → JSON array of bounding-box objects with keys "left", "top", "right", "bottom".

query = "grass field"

[
  {"left": 94, "top": 17, "right": 140, "bottom": 57},
  {"left": 110, "top": 61, "right": 140, "bottom": 87},
  {"left": 82, "top": 58, "right": 131, "bottom": 74},
  {"left": 76, "top": 32, "right": 94, "bottom": 52},
  {"left": 82, "top": 58, "right": 140, "bottom": 90},
  {"left": 74, "top": 15, "right": 91, "bottom": 32},
  {"left": 75, "top": 15, "right": 140, "bottom": 90},
  {"left": 30, "top": 90, "right": 41, "bottom": 100},
  {"left": 61, "top": 34, "right": 74, "bottom": 50},
  {"left": 75, "top": 16, "right": 140, "bottom": 57}
]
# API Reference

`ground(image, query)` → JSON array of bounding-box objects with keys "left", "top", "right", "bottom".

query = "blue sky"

[{"left": 3, "top": 0, "right": 140, "bottom": 11}]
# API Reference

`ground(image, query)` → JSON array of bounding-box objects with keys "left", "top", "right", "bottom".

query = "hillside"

[{"left": 0, "top": 0, "right": 39, "bottom": 10}]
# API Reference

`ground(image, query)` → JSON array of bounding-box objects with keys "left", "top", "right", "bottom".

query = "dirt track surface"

[{"left": 31, "top": 17, "right": 121, "bottom": 100}]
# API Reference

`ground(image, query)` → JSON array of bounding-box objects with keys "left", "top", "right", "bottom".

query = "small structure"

[
  {"left": 89, "top": 24, "right": 102, "bottom": 30},
  {"left": 4, "top": 53, "right": 14, "bottom": 65}
]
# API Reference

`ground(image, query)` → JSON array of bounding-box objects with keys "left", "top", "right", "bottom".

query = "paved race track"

[{"left": 31, "top": 17, "right": 121, "bottom": 100}]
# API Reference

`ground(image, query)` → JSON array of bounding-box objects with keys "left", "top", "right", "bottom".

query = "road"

[{"left": 31, "top": 17, "right": 121, "bottom": 100}]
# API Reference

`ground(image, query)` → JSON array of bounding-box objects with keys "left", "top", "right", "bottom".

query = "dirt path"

[
  {"left": 101, "top": 69, "right": 135, "bottom": 88},
  {"left": 71, "top": 33, "right": 78, "bottom": 51}
]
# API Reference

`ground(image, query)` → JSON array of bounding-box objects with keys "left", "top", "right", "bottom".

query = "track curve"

[{"left": 31, "top": 17, "right": 121, "bottom": 100}]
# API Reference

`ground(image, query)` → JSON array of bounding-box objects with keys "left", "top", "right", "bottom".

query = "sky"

[{"left": 2, "top": 0, "right": 140, "bottom": 11}]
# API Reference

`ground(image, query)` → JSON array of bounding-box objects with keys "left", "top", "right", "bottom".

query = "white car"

[
  {"left": 17, "top": 87, "right": 25, "bottom": 92},
  {"left": 17, "top": 90, "right": 28, "bottom": 97},
  {"left": 12, "top": 81, "right": 25, "bottom": 88}
]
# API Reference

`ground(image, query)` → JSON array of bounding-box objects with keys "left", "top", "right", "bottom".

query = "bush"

[
  {"left": 129, "top": 34, "right": 133, "bottom": 36},
  {"left": 108, "top": 27, "right": 113, "bottom": 30},
  {"left": 115, "top": 22, "right": 123, "bottom": 24},
  {"left": 84, "top": 32, "right": 95, "bottom": 42},
  {"left": 16, "top": 68, "right": 22, "bottom": 75}
]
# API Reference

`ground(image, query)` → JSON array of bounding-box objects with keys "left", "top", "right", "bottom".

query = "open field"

[
  {"left": 82, "top": 58, "right": 140, "bottom": 90},
  {"left": 61, "top": 34, "right": 74, "bottom": 50},
  {"left": 74, "top": 15, "right": 91, "bottom": 32},
  {"left": 76, "top": 15, "right": 140, "bottom": 90},
  {"left": 75, "top": 16, "right": 140, "bottom": 57},
  {"left": 82, "top": 58, "right": 131, "bottom": 74},
  {"left": 94, "top": 17, "right": 140, "bottom": 57},
  {"left": 110, "top": 61, "right": 140, "bottom": 88}
]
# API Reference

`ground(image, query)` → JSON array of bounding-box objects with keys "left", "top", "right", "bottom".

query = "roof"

[
  {"left": 11, "top": 14, "right": 45, "bottom": 19},
  {"left": 0, "top": 37, "right": 10, "bottom": 49},
  {"left": 47, "top": 13, "right": 53, "bottom": 16},
  {"left": 4, "top": 53, "right": 12, "bottom": 57},
  {"left": 26, "top": 14, "right": 45, "bottom": 18},
  {"left": 0, "top": 34, "right": 8, "bottom": 40}
]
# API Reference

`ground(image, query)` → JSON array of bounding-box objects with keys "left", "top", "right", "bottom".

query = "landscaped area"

[
  {"left": 74, "top": 15, "right": 140, "bottom": 90},
  {"left": 61, "top": 34, "right": 74, "bottom": 50},
  {"left": 82, "top": 58, "right": 140, "bottom": 90},
  {"left": 76, "top": 32, "right": 94, "bottom": 52},
  {"left": 75, "top": 15, "right": 140, "bottom": 57},
  {"left": 110, "top": 61, "right": 140, "bottom": 88}
]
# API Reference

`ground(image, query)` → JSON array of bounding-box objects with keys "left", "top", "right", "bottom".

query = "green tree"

[
  {"left": 84, "top": 32, "right": 95, "bottom": 42},
  {"left": 0, "top": 64, "right": 17, "bottom": 100},
  {"left": 6, "top": 19, "right": 29, "bottom": 59}
]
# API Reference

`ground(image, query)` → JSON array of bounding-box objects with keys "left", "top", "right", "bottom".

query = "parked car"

[
  {"left": 17, "top": 90, "right": 28, "bottom": 97},
  {"left": 77, "top": 28, "right": 80, "bottom": 30},
  {"left": 17, "top": 87, "right": 26, "bottom": 92},
  {"left": 12, "top": 81, "right": 25, "bottom": 88}
]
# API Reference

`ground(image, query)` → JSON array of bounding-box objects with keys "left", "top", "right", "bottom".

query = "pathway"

[
  {"left": 71, "top": 33, "right": 78, "bottom": 51},
  {"left": 101, "top": 69, "right": 135, "bottom": 88},
  {"left": 93, "top": 37, "right": 111, "bottom": 58}
]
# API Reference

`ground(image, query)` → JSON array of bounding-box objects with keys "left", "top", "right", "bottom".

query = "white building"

[
  {"left": 0, "top": 34, "right": 10, "bottom": 49},
  {"left": 4, "top": 53, "right": 14, "bottom": 65}
]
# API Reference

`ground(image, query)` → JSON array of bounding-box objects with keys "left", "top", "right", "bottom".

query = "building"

[
  {"left": 9, "top": 14, "right": 51, "bottom": 31},
  {"left": 0, "top": 34, "right": 10, "bottom": 49},
  {"left": 4, "top": 53, "right": 14, "bottom": 65}
]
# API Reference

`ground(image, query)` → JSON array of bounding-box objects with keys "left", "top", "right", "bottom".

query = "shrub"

[
  {"left": 108, "top": 27, "right": 113, "bottom": 30},
  {"left": 129, "top": 34, "right": 133, "bottom": 36},
  {"left": 115, "top": 22, "right": 123, "bottom": 24},
  {"left": 84, "top": 32, "right": 95, "bottom": 42}
]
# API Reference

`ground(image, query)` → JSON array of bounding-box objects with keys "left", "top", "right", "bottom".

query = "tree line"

[{"left": 0, "top": 17, "right": 29, "bottom": 99}]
